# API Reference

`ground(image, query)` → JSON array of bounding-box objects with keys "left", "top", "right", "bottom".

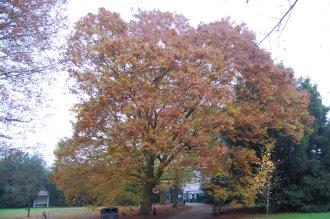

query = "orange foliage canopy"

[{"left": 51, "top": 8, "right": 311, "bottom": 214}]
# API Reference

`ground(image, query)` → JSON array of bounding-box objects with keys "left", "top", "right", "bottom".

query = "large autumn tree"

[{"left": 52, "top": 8, "right": 310, "bottom": 214}]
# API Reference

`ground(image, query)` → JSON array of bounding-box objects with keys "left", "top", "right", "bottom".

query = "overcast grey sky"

[{"left": 22, "top": 0, "right": 330, "bottom": 164}]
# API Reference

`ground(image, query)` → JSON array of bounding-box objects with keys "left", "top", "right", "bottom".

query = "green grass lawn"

[
  {"left": 1, "top": 207, "right": 330, "bottom": 219},
  {"left": 266, "top": 212, "right": 330, "bottom": 219},
  {"left": 0, "top": 207, "right": 89, "bottom": 218},
  {"left": 0, "top": 207, "right": 50, "bottom": 218}
]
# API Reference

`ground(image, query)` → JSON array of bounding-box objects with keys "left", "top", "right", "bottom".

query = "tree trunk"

[
  {"left": 266, "top": 186, "right": 270, "bottom": 214},
  {"left": 139, "top": 182, "right": 154, "bottom": 215},
  {"left": 159, "top": 190, "right": 166, "bottom": 205},
  {"left": 27, "top": 194, "right": 31, "bottom": 217},
  {"left": 171, "top": 187, "right": 178, "bottom": 208},
  {"left": 139, "top": 153, "right": 157, "bottom": 215},
  {"left": 139, "top": 152, "right": 165, "bottom": 214}
]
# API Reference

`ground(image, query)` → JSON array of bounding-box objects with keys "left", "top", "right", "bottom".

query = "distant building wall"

[
  {"left": 33, "top": 189, "right": 49, "bottom": 207},
  {"left": 183, "top": 180, "right": 206, "bottom": 203},
  {"left": 183, "top": 189, "right": 205, "bottom": 203}
]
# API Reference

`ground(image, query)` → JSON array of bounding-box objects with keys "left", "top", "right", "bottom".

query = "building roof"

[{"left": 37, "top": 190, "right": 49, "bottom": 196}]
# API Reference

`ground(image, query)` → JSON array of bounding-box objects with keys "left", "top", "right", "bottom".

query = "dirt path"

[{"left": 167, "top": 203, "right": 213, "bottom": 219}]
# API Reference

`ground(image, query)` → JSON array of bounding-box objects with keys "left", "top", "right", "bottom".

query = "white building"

[
  {"left": 33, "top": 189, "right": 49, "bottom": 207},
  {"left": 183, "top": 181, "right": 205, "bottom": 203}
]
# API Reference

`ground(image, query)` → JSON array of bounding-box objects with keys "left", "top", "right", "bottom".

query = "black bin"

[{"left": 100, "top": 207, "right": 118, "bottom": 219}]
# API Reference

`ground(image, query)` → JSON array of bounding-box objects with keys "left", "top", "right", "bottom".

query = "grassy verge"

[
  {"left": 267, "top": 212, "right": 330, "bottom": 219},
  {"left": 0, "top": 204, "right": 189, "bottom": 219},
  {"left": 0, "top": 207, "right": 87, "bottom": 219},
  {"left": 217, "top": 207, "right": 330, "bottom": 219}
]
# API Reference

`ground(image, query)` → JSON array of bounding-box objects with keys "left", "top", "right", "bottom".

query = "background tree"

[
  {"left": 159, "top": 164, "right": 193, "bottom": 207},
  {"left": 0, "top": 145, "right": 66, "bottom": 211},
  {"left": 201, "top": 67, "right": 312, "bottom": 208},
  {"left": 50, "top": 139, "right": 141, "bottom": 207},
  {"left": 202, "top": 147, "right": 263, "bottom": 210},
  {"left": 255, "top": 151, "right": 280, "bottom": 213},
  {"left": 0, "top": 145, "right": 47, "bottom": 212},
  {"left": 52, "top": 8, "right": 310, "bottom": 215},
  {"left": 0, "top": 0, "right": 67, "bottom": 140},
  {"left": 47, "top": 181, "right": 67, "bottom": 207},
  {"left": 270, "top": 78, "right": 330, "bottom": 212}
]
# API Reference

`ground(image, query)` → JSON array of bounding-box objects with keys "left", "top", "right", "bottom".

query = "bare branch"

[{"left": 257, "top": 0, "right": 298, "bottom": 46}]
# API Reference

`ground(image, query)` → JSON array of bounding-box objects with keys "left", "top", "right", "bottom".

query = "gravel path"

[{"left": 167, "top": 203, "right": 213, "bottom": 219}]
